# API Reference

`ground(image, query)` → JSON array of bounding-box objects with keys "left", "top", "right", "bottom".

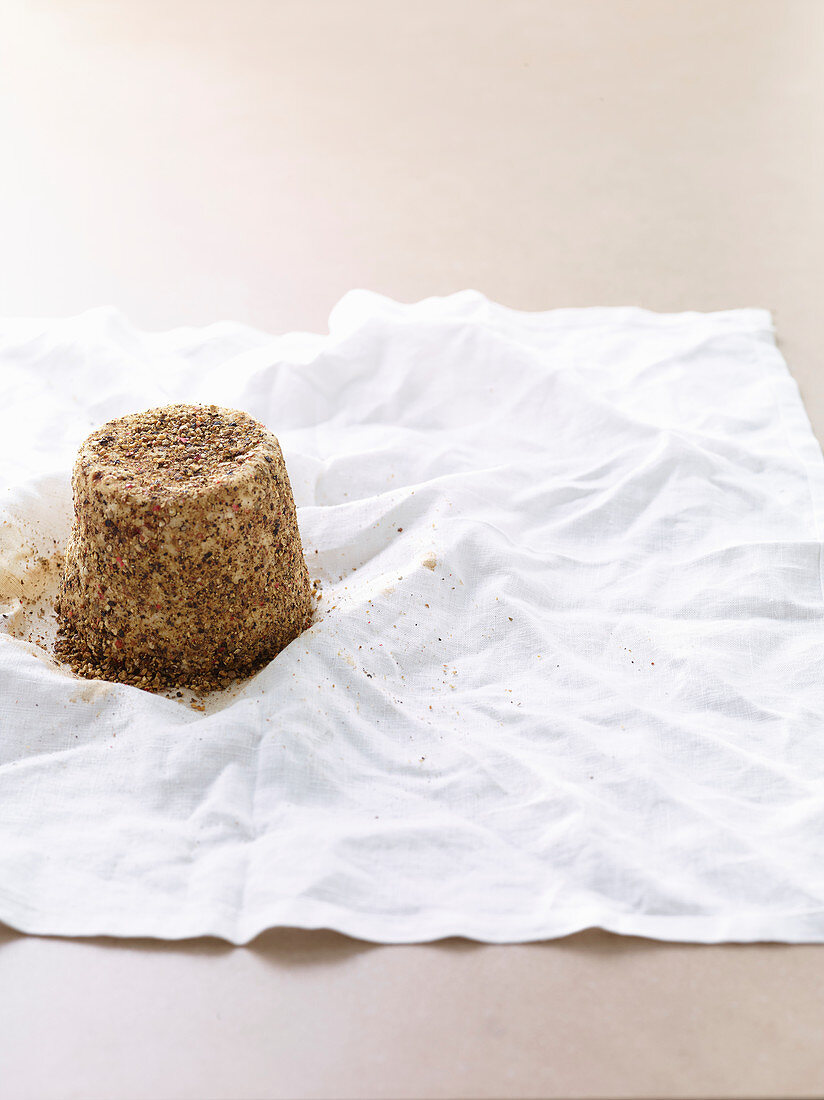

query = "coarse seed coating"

[{"left": 54, "top": 403, "right": 314, "bottom": 692}]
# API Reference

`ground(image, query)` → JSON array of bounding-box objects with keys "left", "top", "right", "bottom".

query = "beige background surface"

[{"left": 2, "top": 1, "right": 824, "bottom": 1097}]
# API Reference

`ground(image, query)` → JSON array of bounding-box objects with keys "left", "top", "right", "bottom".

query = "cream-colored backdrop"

[{"left": 2, "top": 2, "right": 824, "bottom": 1096}]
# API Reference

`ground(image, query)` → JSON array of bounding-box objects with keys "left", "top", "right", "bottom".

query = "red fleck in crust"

[{"left": 54, "top": 403, "right": 314, "bottom": 693}]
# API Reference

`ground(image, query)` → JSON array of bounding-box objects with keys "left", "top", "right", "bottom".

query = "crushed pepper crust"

[{"left": 54, "top": 403, "right": 314, "bottom": 692}]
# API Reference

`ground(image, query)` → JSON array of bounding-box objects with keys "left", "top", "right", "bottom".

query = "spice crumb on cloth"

[{"left": 54, "top": 403, "right": 314, "bottom": 693}]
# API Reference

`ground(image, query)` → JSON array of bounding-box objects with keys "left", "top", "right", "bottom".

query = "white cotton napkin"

[{"left": 1, "top": 291, "right": 823, "bottom": 945}]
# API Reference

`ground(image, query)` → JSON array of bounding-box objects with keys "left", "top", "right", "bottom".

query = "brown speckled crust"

[{"left": 54, "top": 403, "right": 314, "bottom": 693}]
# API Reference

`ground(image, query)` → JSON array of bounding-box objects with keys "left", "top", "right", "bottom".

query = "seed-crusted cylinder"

[{"left": 55, "top": 403, "right": 313, "bottom": 692}]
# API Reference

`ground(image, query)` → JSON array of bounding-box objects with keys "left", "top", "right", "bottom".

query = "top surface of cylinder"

[{"left": 78, "top": 404, "right": 274, "bottom": 497}]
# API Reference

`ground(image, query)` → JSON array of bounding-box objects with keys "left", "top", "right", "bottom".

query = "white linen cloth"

[{"left": 1, "top": 291, "right": 823, "bottom": 944}]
